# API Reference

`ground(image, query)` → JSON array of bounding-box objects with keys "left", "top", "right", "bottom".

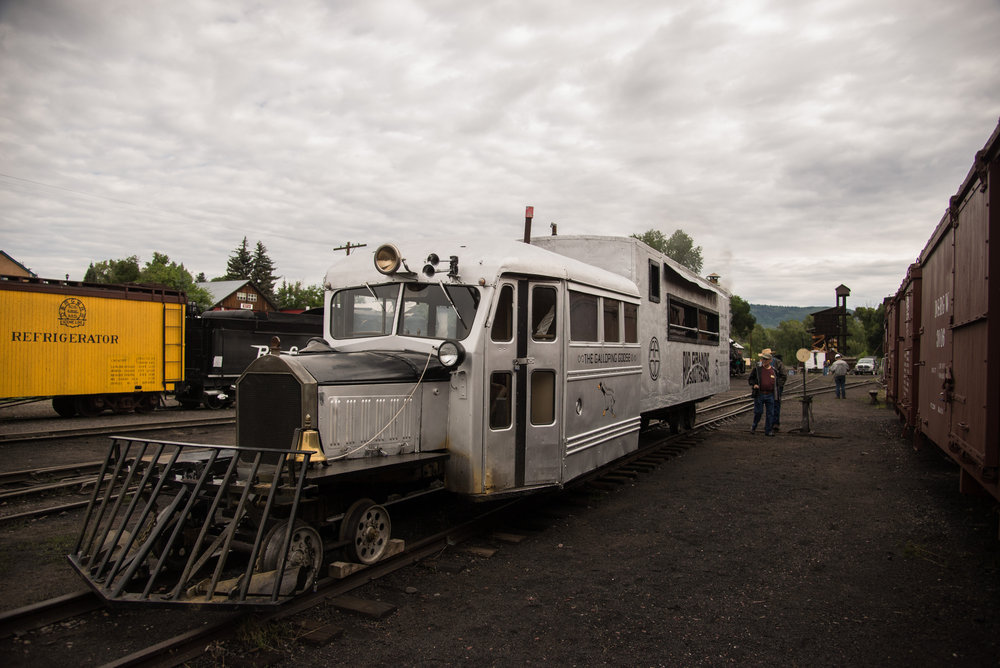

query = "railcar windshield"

[{"left": 330, "top": 282, "right": 480, "bottom": 340}]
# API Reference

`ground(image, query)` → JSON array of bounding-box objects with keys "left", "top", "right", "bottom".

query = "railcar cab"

[{"left": 317, "top": 239, "right": 642, "bottom": 499}]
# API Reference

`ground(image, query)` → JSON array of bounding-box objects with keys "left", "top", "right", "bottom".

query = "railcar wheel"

[
  {"left": 259, "top": 520, "right": 324, "bottom": 590},
  {"left": 135, "top": 394, "right": 158, "bottom": 413},
  {"left": 340, "top": 498, "right": 391, "bottom": 565},
  {"left": 682, "top": 404, "right": 695, "bottom": 430},
  {"left": 52, "top": 396, "right": 77, "bottom": 418},
  {"left": 75, "top": 395, "right": 104, "bottom": 417},
  {"left": 204, "top": 394, "right": 225, "bottom": 410}
]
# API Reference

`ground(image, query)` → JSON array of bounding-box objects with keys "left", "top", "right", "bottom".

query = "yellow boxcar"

[{"left": 0, "top": 277, "right": 185, "bottom": 414}]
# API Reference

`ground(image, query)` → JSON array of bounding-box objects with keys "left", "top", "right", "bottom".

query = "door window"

[
  {"left": 531, "top": 286, "right": 558, "bottom": 341},
  {"left": 489, "top": 372, "right": 512, "bottom": 429},
  {"left": 491, "top": 284, "right": 514, "bottom": 342},
  {"left": 530, "top": 370, "right": 555, "bottom": 425}
]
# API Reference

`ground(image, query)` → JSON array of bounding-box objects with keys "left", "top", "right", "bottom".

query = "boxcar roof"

[{"left": 323, "top": 237, "right": 640, "bottom": 298}]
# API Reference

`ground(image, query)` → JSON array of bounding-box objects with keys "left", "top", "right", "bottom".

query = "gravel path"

[{"left": 3, "top": 377, "right": 998, "bottom": 667}]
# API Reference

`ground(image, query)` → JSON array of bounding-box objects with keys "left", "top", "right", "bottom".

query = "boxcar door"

[{"left": 483, "top": 278, "right": 563, "bottom": 492}]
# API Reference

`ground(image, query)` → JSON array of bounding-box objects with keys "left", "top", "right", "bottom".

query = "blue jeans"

[
  {"left": 753, "top": 393, "right": 775, "bottom": 434},
  {"left": 835, "top": 375, "right": 846, "bottom": 398}
]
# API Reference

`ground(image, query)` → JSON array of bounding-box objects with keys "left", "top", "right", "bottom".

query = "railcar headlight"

[
  {"left": 437, "top": 340, "right": 466, "bottom": 368},
  {"left": 374, "top": 244, "right": 402, "bottom": 274}
]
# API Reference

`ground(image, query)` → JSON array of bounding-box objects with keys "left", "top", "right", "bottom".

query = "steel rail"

[{"left": 0, "top": 415, "right": 235, "bottom": 444}]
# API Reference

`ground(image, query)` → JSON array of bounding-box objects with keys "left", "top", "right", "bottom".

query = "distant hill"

[{"left": 749, "top": 304, "right": 827, "bottom": 329}]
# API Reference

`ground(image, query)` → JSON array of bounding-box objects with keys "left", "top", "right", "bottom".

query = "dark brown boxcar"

[{"left": 887, "top": 119, "right": 1000, "bottom": 500}]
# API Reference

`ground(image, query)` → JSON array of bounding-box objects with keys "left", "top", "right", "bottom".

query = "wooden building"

[
  {"left": 197, "top": 280, "right": 277, "bottom": 312},
  {"left": 0, "top": 251, "right": 36, "bottom": 278}
]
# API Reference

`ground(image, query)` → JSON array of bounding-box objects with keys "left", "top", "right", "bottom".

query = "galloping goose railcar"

[{"left": 69, "top": 235, "right": 729, "bottom": 606}]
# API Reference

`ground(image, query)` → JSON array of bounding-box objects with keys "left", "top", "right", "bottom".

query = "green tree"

[
  {"left": 251, "top": 240, "right": 277, "bottom": 296},
  {"left": 224, "top": 237, "right": 254, "bottom": 282},
  {"left": 632, "top": 229, "right": 703, "bottom": 273},
  {"left": 853, "top": 304, "right": 886, "bottom": 356},
  {"left": 140, "top": 252, "right": 213, "bottom": 310},
  {"left": 773, "top": 319, "right": 811, "bottom": 363},
  {"left": 275, "top": 280, "right": 325, "bottom": 310},
  {"left": 83, "top": 256, "right": 141, "bottom": 284},
  {"left": 224, "top": 237, "right": 278, "bottom": 298},
  {"left": 846, "top": 315, "right": 867, "bottom": 357},
  {"left": 730, "top": 295, "right": 756, "bottom": 340}
]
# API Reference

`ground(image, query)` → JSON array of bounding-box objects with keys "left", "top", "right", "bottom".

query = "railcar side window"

[
  {"left": 330, "top": 284, "right": 398, "bottom": 338},
  {"left": 603, "top": 299, "right": 621, "bottom": 342},
  {"left": 531, "top": 287, "right": 557, "bottom": 341},
  {"left": 489, "top": 372, "right": 512, "bottom": 429},
  {"left": 667, "top": 295, "right": 719, "bottom": 345},
  {"left": 624, "top": 303, "right": 638, "bottom": 343},
  {"left": 400, "top": 283, "right": 480, "bottom": 340},
  {"left": 530, "top": 370, "right": 555, "bottom": 425},
  {"left": 569, "top": 291, "right": 598, "bottom": 342},
  {"left": 491, "top": 285, "right": 514, "bottom": 342},
  {"left": 648, "top": 261, "right": 661, "bottom": 303}
]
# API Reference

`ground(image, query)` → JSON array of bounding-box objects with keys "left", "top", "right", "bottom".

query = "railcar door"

[{"left": 483, "top": 278, "right": 563, "bottom": 492}]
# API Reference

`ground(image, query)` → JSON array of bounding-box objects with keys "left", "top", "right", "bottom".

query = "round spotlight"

[
  {"left": 437, "top": 340, "right": 466, "bottom": 368},
  {"left": 374, "top": 244, "right": 401, "bottom": 274}
]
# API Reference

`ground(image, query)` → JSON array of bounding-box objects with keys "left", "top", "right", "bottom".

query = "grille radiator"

[{"left": 238, "top": 372, "right": 302, "bottom": 450}]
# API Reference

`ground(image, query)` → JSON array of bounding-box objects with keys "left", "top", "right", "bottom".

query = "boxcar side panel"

[
  {"left": 0, "top": 289, "right": 174, "bottom": 398},
  {"left": 897, "top": 268, "right": 921, "bottom": 429},
  {"left": 948, "top": 155, "right": 997, "bottom": 484},
  {"left": 883, "top": 296, "right": 899, "bottom": 407},
  {"left": 917, "top": 226, "right": 953, "bottom": 446}
]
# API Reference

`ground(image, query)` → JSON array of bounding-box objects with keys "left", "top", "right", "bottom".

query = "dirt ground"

[{"left": 3, "top": 377, "right": 999, "bottom": 666}]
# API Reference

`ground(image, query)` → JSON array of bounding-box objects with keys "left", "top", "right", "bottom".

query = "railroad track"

[
  {"left": 0, "top": 380, "right": 878, "bottom": 524},
  {"left": 0, "top": 381, "right": 881, "bottom": 665},
  {"left": 0, "top": 414, "right": 235, "bottom": 444},
  {"left": 0, "top": 401, "right": 748, "bottom": 660}
]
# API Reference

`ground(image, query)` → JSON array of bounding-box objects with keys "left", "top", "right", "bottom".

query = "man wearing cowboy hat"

[
  {"left": 748, "top": 350, "right": 777, "bottom": 436},
  {"left": 760, "top": 348, "right": 788, "bottom": 431}
]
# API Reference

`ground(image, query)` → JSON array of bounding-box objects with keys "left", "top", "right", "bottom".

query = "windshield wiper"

[
  {"left": 364, "top": 282, "right": 387, "bottom": 312},
  {"left": 437, "top": 282, "right": 468, "bottom": 331}
]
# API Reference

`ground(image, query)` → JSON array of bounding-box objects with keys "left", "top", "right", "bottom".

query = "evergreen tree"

[
  {"left": 251, "top": 240, "right": 277, "bottom": 297},
  {"left": 223, "top": 237, "right": 278, "bottom": 298},
  {"left": 224, "top": 237, "right": 253, "bottom": 281}
]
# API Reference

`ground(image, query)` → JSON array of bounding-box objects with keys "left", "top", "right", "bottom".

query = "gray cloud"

[{"left": 1, "top": 0, "right": 998, "bottom": 309}]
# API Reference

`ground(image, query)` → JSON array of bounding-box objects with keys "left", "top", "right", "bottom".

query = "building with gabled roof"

[
  {"left": 196, "top": 279, "right": 277, "bottom": 312},
  {"left": 0, "top": 251, "right": 36, "bottom": 278}
]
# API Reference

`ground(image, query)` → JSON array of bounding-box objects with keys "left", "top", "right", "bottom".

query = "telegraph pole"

[{"left": 334, "top": 242, "right": 367, "bottom": 255}]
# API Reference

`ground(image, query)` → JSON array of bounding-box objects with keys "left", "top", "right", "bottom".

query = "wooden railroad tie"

[{"left": 330, "top": 594, "right": 397, "bottom": 620}]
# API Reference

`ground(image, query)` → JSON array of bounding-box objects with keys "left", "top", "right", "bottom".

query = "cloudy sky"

[{"left": 2, "top": 0, "right": 998, "bottom": 308}]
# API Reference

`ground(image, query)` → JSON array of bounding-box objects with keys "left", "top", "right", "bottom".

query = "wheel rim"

[
  {"left": 342, "top": 500, "right": 391, "bottom": 565},
  {"left": 260, "top": 520, "right": 324, "bottom": 591}
]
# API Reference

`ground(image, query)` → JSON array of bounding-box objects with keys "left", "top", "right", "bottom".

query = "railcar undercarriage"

[{"left": 68, "top": 436, "right": 447, "bottom": 607}]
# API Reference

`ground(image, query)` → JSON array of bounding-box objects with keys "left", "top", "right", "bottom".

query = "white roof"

[{"left": 323, "top": 238, "right": 640, "bottom": 297}]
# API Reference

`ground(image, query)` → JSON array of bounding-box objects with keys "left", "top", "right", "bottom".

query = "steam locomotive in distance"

[{"left": 69, "top": 234, "right": 730, "bottom": 607}]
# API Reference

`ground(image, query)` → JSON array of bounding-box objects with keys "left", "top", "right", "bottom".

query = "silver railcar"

[{"left": 69, "top": 235, "right": 729, "bottom": 606}]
